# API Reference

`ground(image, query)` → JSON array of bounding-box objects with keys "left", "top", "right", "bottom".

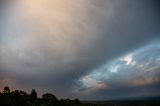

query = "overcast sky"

[{"left": 0, "top": 0, "right": 160, "bottom": 100}]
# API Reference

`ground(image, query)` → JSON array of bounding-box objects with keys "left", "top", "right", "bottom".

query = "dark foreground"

[
  {"left": 0, "top": 86, "right": 160, "bottom": 106},
  {"left": 83, "top": 100, "right": 160, "bottom": 106}
]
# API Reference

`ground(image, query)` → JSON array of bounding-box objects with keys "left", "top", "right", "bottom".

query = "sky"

[{"left": 0, "top": 0, "right": 160, "bottom": 100}]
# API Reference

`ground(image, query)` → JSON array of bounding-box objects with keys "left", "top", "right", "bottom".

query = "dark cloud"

[{"left": 0, "top": 0, "right": 160, "bottom": 99}]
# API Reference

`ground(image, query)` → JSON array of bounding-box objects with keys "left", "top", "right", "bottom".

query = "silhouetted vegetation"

[
  {"left": 0, "top": 86, "right": 83, "bottom": 106},
  {"left": 0, "top": 86, "right": 160, "bottom": 106}
]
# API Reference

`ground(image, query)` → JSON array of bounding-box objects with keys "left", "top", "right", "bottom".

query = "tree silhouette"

[
  {"left": 30, "top": 89, "right": 37, "bottom": 100},
  {"left": 0, "top": 86, "right": 107, "bottom": 106},
  {"left": 3, "top": 86, "right": 10, "bottom": 93},
  {"left": 10, "top": 90, "right": 28, "bottom": 106},
  {"left": 41, "top": 93, "right": 59, "bottom": 106}
]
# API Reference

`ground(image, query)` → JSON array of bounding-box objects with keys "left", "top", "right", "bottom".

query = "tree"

[
  {"left": 41, "top": 93, "right": 59, "bottom": 106},
  {"left": 10, "top": 90, "right": 28, "bottom": 106},
  {"left": 3, "top": 86, "right": 10, "bottom": 93},
  {"left": 30, "top": 89, "right": 37, "bottom": 100},
  {"left": 19, "top": 90, "right": 29, "bottom": 97},
  {"left": 42, "top": 93, "right": 57, "bottom": 100}
]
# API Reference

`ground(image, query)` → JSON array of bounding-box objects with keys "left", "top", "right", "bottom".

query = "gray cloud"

[{"left": 0, "top": 0, "right": 160, "bottom": 99}]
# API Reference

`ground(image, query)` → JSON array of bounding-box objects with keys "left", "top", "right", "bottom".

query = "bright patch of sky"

[
  {"left": 120, "top": 54, "right": 136, "bottom": 66},
  {"left": 77, "top": 40, "right": 160, "bottom": 91}
]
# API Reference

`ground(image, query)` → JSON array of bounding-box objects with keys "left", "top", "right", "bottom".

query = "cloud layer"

[
  {"left": 76, "top": 41, "right": 160, "bottom": 99},
  {"left": 0, "top": 0, "right": 160, "bottom": 99}
]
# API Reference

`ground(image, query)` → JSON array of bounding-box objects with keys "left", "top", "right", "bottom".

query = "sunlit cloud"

[
  {"left": 129, "top": 76, "right": 160, "bottom": 86},
  {"left": 120, "top": 54, "right": 136, "bottom": 66},
  {"left": 78, "top": 76, "right": 108, "bottom": 91},
  {"left": 77, "top": 40, "right": 160, "bottom": 96}
]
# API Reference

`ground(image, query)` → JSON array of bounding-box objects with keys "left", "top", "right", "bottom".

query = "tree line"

[{"left": 0, "top": 86, "right": 88, "bottom": 106}]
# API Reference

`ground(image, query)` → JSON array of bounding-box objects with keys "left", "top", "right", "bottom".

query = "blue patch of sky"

[{"left": 78, "top": 39, "right": 160, "bottom": 88}]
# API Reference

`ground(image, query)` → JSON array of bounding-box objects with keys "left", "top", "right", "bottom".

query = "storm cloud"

[{"left": 0, "top": 0, "right": 160, "bottom": 99}]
